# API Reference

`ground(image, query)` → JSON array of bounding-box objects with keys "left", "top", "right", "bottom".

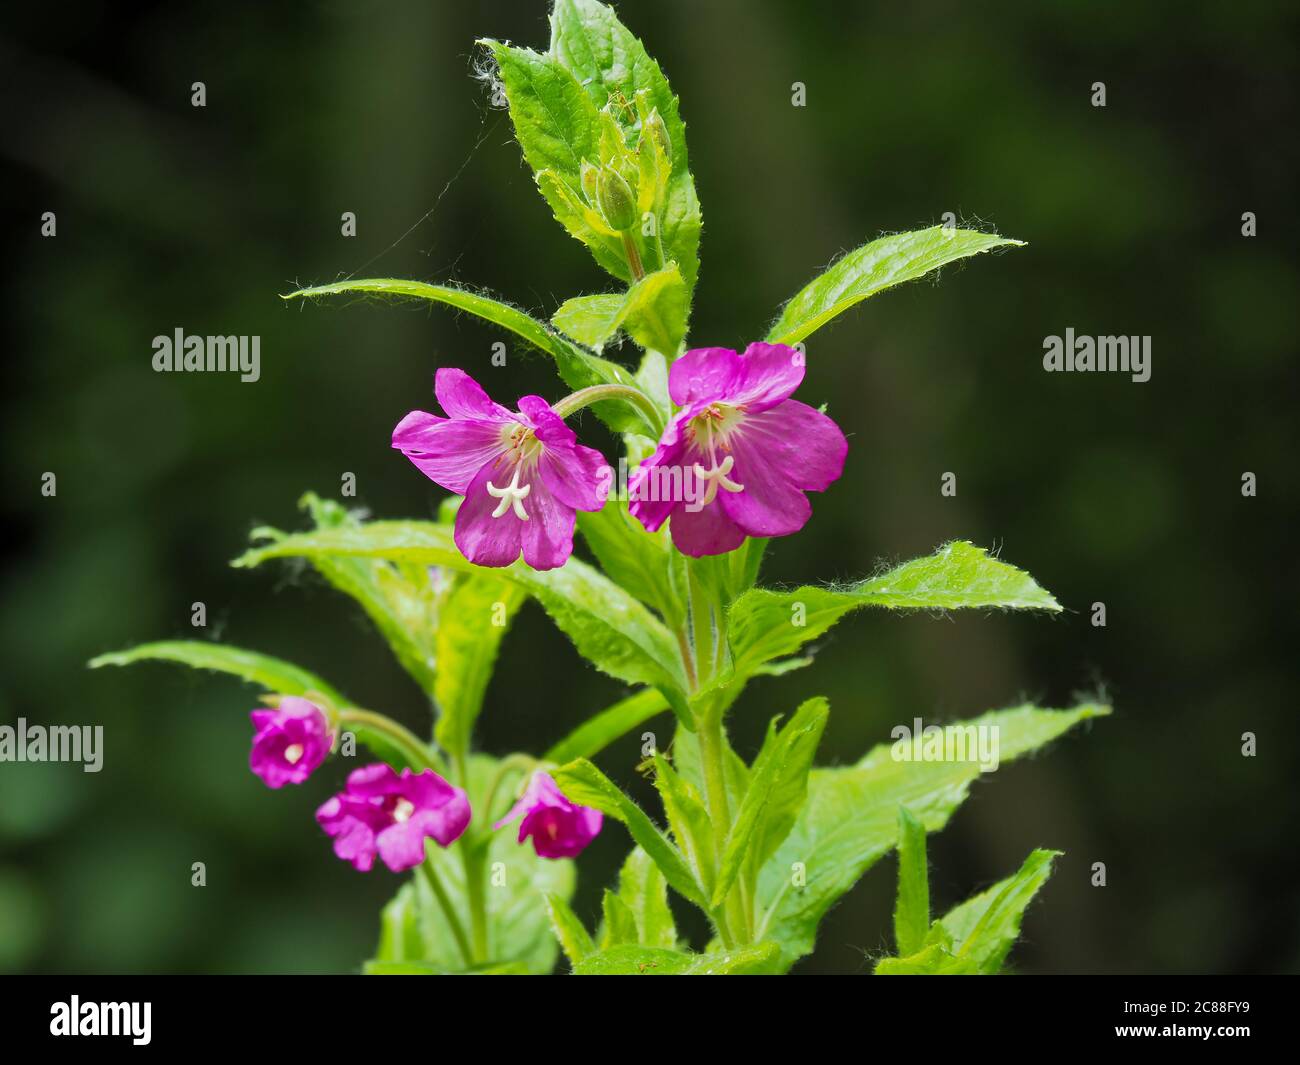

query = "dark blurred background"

[{"left": 1, "top": 0, "right": 1296, "bottom": 974}]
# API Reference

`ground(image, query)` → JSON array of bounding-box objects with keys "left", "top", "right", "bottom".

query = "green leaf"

[
  {"left": 543, "top": 893, "right": 595, "bottom": 968},
  {"left": 283, "top": 277, "right": 653, "bottom": 435},
  {"left": 296, "top": 493, "right": 441, "bottom": 697},
  {"left": 433, "top": 574, "right": 525, "bottom": 757},
  {"left": 766, "top": 227, "right": 1024, "bottom": 346},
  {"left": 548, "top": 0, "right": 702, "bottom": 299},
  {"left": 232, "top": 520, "right": 691, "bottom": 723},
  {"left": 571, "top": 942, "right": 780, "bottom": 975},
  {"left": 88, "top": 641, "right": 347, "bottom": 706},
  {"left": 754, "top": 702, "right": 1108, "bottom": 971},
  {"left": 935, "top": 848, "right": 1061, "bottom": 974},
  {"left": 616, "top": 846, "right": 678, "bottom": 949},
  {"left": 728, "top": 542, "right": 1060, "bottom": 676},
  {"left": 577, "top": 499, "right": 683, "bottom": 624},
  {"left": 714, "top": 698, "right": 829, "bottom": 907},
  {"left": 550, "top": 757, "right": 706, "bottom": 908},
  {"left": 652, "top": 755, "right": 716, "bottom": 897},
  {"left": 873, "top": 943, "right": 964, "bottom": 976},
  {"left": 370, "top": 754, "right": 574, "bottom": 974},
  {"left": 543, "top": 687, "right": 670, "bottom": 764},
  {"left": 553, "top": 264, "right": 688, "bottom": 356},
  {"left": 600, "top": 889, "right": 640, "bottom": 948},
  {"left": 893, "top": 807, "right": 930, "bottom": 957}
]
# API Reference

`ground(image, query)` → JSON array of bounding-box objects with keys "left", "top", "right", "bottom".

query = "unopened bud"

[{"left": 596, "top": 165, "right": 638, "bottom": 231}]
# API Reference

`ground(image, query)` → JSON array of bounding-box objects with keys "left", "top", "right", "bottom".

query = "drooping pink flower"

[
  {"left": 249, "top": 696, "right": 333, "bottom": 788},
  {"left": 494, "top": 771, "right": 603, "bottom": 859},
  {"left": 628, "top": 343, "right": 847, "bottom": 556},
  {"left": 316, "top": 763, "right": 471, "bottom": 873},
  {"left": 393, "top": 368, "right": 607, "bottom": 570}
]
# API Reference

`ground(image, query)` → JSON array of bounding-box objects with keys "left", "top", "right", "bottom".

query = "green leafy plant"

[{"left": 91, "top": 0, "right": 1104, "bottom": 975}]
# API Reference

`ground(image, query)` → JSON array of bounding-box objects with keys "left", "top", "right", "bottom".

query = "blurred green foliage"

[{"left": 1, "top": 0, "right": 1295, "bottom": 973}]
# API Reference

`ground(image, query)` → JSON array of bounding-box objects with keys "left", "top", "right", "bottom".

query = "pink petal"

[
  {"left": 434, "top": 367, "right": 513, "bottom": 421},
  {"left": 718, "top": 431, "right": 812, "bottom": 538},
  {"left": 417, "top": 792, "right": 471, "bottom": 847},
  {"left": 668, "top": 347, "right": 744, "bottom": 406},
  {"left": 628, "top": 419, "right": 692, "bottom": 533},
  {"left": 669, "top": 497, "right": 747, "bottom": 557},
  {"left": 520, "top": 475, "right": 578, "bottom": 571},
  {"left": 392, "top": 411, "right": 506, "bottom": 495},
  {"left": 538, "top": 442, "right": 608, "bottom": 512},
  {"left": 734, "top": 399, "right": 848, "bottom": 492},
  {"left": 453, "top": 455, "right": 526, "bottom": 567},
  {"left": 345, "top": 762, "right": 400, "bottom": 799},
  {"left": 376, "top": 821, "right": 429, "bottom": 873},
  {"left": 733, "top": 342, "right": 806, "bottom": 412},
  {"left": 517, "top": 395, "right": 577, "bottom": 447}
]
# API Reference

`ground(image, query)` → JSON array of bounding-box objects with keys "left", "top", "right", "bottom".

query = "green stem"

[
  {"left": 697, "top": 708, "right": 738, "bottom": 945},
  {"left": 418, "top": 857, "right": 473, "bottom": 968},
  {"left": 622, "top": 230, "right": 645, "bottom": 281},
  {"left": 451, "top": 751, "right": 490, "bottom": 963},
  {"left": 337, "top": 707, "right": 440, "bottom": 772},
  {"left": 552, "top": 383, "right": 664, "bottom": 437}
]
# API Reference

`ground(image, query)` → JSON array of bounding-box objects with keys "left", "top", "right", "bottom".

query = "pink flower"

[
  {"left": 628, "top": 343, "right": 847, "bottom": 556},
  {"left": 316, "top": 763, "right": 471, "bottom": 873},
  {"left": 249, "top": 696, "right": 333, "bottom": 788},
  {"left": 393, "top": 368, "right": 607, "bottom": 570},
  {"left": 494, "top": 772, "right": 603, "bottom": 859}
]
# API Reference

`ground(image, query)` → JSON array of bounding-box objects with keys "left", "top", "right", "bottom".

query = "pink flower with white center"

[
  {"left": 392, "top": 368, "right": 607, "bottom": 571},
  {"left": 249, "top": 696, "right": 333, "bottom": 788},
  {"left": 316, "top": 763, "right": 471, "bottom": 873},
  {"left": 628, "top": 343, "right": 848, "bottom": 556},
  {"left": 494, "top": 771, "right": 603, "bottom": 859}
]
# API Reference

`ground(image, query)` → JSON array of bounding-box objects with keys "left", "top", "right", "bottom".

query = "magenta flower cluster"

[
  {"left": 249, "top": 700, "right": 600, "bottom": 872},
  {"left": 393, "top": 343, "right": 847, "bottom": 568}
]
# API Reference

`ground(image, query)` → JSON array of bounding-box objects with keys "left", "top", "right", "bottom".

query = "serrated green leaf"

[
  {"left": 893, "top": 807, "right": 930, "bottom": 957},
  {"left": 553, "top": 263, "right": 688, "bottom": 355},
  {"left": 433, "top": 574, "right": 524, "bottom": 757},
  {"left": 652, "top": 755, "right": 716, "bottom": 897},
  {"left": 617, "top": 845, "right": 678, "bottom": 949},
  {"left": 232, "top": 520, "right": 691, "bottom": 723},
  {"left": 548, "top": 0, "right": 702, "bottom": 299},
  {"left": 543, "top": 687, "right": 670, "bottom": 764},
  {"left": 754, "top": 702, "right": 1108, "bottom": 971},
  {"left": 297, "top": 493, "right": 441, "bottom": 697},
  {"left": 370, "top": 755, "right": 574, "bottom": 975},
  {"left": 282, "top": 277, "right": 653, "bottom": 435},
  {"left": 728, "top": 542, "right": 1060, "bottom": 675},
  {"left": 937, "top": 848, "right": 1061, "bottom": 974},
  {"left": 767, "top": 227, "right": 1024, "bottom": 346},
  {"left": 88, "top": 641, "right": 347, "bottom": 706},
  {"left": 571, "top": 942, "right": 779, "bottom": 975},
  {"left": 543, "top": 893, "right": 595, "bottom": 968},
  {"left": 715, "top": 698, "right": 829, "bottom": 906},
  {"left": 873, "top": 943, "right": 967, "bottom": 975},
  {"left": 600, "top": 889, "right": 640, "bottom": 948},
  {"left": 550, "top": 757, "right": 706, "bottom": 908}
]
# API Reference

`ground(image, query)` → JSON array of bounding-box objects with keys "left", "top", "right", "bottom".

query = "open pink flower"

[
  {"left": 628, "top": 343, "right": 847, "bottom": 556},
  {"left": 316, "top": 763, "right": 470, "bottom": 873},
  {"left": 494, "top": 772, "right": 602, "bottom": 859},
  {"left": 393, "top": 368, "right": 607, "bottom": 570},
  {"left": 249, "top": 697, "right": 333, "bottom": 788}
]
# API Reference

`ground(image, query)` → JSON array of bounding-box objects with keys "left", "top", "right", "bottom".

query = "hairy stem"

[
  {"left": 551, "top": 383, "right": 665, "bottom": 438},
  {"left": 337, "top": 707, "right": 440, "bottom": 773}
]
